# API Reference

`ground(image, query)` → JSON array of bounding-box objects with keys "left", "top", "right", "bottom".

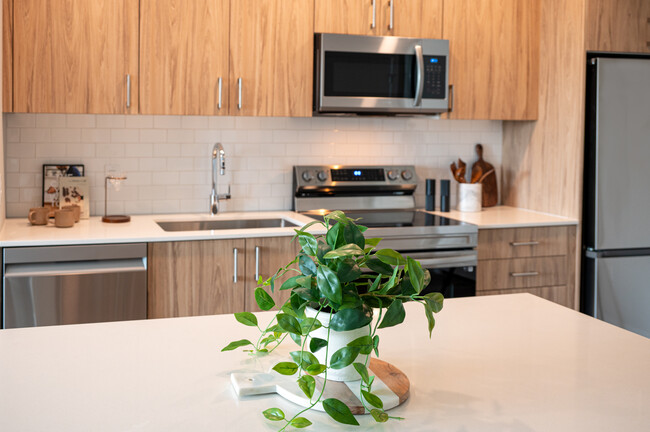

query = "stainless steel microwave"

[{"left": 314, "top": 33, "right": 450, "bottom": 115}]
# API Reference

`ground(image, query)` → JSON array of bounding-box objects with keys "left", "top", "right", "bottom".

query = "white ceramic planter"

[
  {"left": 304, "top": 307, "right": 370, "bottom": 382},
  {"left": 457, "top": 183, "right": 482, "bottom": 212}
]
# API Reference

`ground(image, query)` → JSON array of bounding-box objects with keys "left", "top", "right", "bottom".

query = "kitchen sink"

[{"left": 156, "top": 218, "right": 300, "bottom": 232}]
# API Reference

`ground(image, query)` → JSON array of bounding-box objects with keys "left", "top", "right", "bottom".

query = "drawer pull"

[
  {"left": 510, "top": 272, "right": 539, "bottom": 277},
  {"left": 510, "top": 241, "right": 540, "bottom": 247}
]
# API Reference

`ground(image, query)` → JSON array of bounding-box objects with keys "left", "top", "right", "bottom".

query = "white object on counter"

[
  {"left": 457, "top": 183, "right": 482, "bottom": 212},
  {"left": 1, "top": 294, "right": 648, "bottom": 431}
]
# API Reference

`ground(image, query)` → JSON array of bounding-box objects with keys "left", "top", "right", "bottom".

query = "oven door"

[
  {"left": 315, "top": 33, "right": 449, "bottom": 114},
  {"left": 406, "top": 250, "right": 476, "bottom": 298}
]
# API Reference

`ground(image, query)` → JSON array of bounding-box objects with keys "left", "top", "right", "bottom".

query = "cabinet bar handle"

[
  {"left": 510, "top": 241, "right": 540, "bottom": 247},
  {"left": 126, "top": 74, "right": 131, "bottom": 109},
  {"left": 371, "top": 0, "right": 376, "bottom": 29},
  {"left": 510, "top": 272, "right": 539, "bottom": 277},
  {"left": 217, "top": 77, "right": 222, "bottom": 110},
  {"left": 237, "top": 78, "right": 242, "bottom": 110},
  {"left": 233, "top": 248, "right": 239, "bottom": 283},
  {"left": 254, "top": 246, "right": 260, "bottom": 281},
  {"left": 389, "top": 0, "right": 394, "bottom": 30}
]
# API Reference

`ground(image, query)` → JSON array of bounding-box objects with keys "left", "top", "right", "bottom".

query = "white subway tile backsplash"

[{"left": 4, "top": 114, "right": 502, "bottom": 217}]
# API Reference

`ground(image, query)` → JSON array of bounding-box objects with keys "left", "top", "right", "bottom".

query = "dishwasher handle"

[{"left": 4, "top": 258, "right": 146, "bottom": 278}]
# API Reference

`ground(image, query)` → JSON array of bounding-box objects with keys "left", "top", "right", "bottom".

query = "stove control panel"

[{"left": 294, "top": 165, "right": 417, "bottom": 188}]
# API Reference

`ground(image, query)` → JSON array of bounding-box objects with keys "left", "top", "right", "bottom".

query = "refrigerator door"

[
  {"left": 585, "top": 254, "right": 650, "bottom": 338},
  {"left": 591, "top": 58, "right": 650, "bottom": 250}
]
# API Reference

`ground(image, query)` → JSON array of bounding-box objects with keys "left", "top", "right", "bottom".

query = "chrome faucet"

[{"left": 210, "top": 143, "right": 231, "bottom": 215}]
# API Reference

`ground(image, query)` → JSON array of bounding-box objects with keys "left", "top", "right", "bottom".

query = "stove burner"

[{"left": 301, "top": 210, "right": 462, "bottom": 228}]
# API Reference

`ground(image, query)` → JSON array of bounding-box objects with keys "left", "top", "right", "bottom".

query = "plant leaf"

[
  {"left": 317, "top": 265, "right": 342, "bottom": 305},
  {"left": 254, "top": 288, "right": 275, "bottom": 311},
  {"left": 297, "top": 231, "right": 318, "bottom": 256},
  {"left": 361, "top": 390, "right": 384, "bottom": 409},
  {"left": 374, "top": 249, "right": 406, "bottom": 266},
  {"left": 290, "top": 417, "right": 313, "bottom": 428},
  {"left": 326, "top": 222, "right": 343, "bottom": 249},
  {"left": 368, "top": 274, "right": 382, "bottom": 292},
  {"left": 330, "top": 346, "right": 361, "bottom": 370},
  {"left": 309, "top": 337, "right": 328, "bottom": 353},
  {"left": 297, "top": 375, "right": 316, "bottom": 399},
  {"left": 262, "top": 407, "right": 285, "bottom": 421},
  {"left": 277, "top": 313, "right": 302, "bottom": 335},
  {"left": 406, "top": 257, "right": 425, "bottom": 294},
  {"left": 272, "top": 362, "right": 299, "bottom": 376},
  {"left": 329, "top": 306, "right": 373, "bottom": 331},
  {"left": 424, "top": 302, "right": 436, "bottom": 337},
  {"left": 305, "top": 364, "right": 327, "bottom": 375},
  {"left": 300, "top": 317, "right": 322, "bottom": 335},
  {"left": 343, "top": 223, "right": 365, "bottom": 249},
  {"left": 322, "top": 398, "right": 360, "bottom": 426},
  {"left": 234, "top": 312, "right": 258, "bottom": 327},
  {"left": 353, "top": 362, "right": 369, "bottom": 385},
  {"left": 221, "top": 339, "right": 253, "bottom": 352},
  {"left": 299, "top": 254, "right": 318, "bottom": 276},
  {"left": 347, "top": 335, "right": 373, "bottom": 355},
  {"left": 378, "top": 299, "right": 406, "bottom": 329},
  {"left": 290, "top": 350, "right": 319, "bottom": 369},
  {"left": 379, "top": 265, "right": 400, "bottom": 294},
  {"left": 424, "top": 292, "right": 444, "bottom": 313},
  {"left": 370, "top": 409, "right": 389, "bottom": 423},
  {"left": 317, "top": 240, "right": 333, "bottom": 264},
  {"left": 323, "top": 243, "right": 366, "bottom": 259},
  {"left": 337, "top": 258, "right": 362, "bottom": 283},
  {"left": 290, "top": 332, "right": 302, "bottom": 346},
  {"left": 365, "top": 257, "right": 394, "bottom": 275},
  {"left": 364, "top": 237, "right": 382, "bottom": 248},
  {"left": 372, "top": 335, "right": 380, "bottom": 357}
]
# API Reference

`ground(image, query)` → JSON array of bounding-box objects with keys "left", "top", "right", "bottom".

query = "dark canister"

[
  {"left": 425, "top": 179, "right": 436, "bottom": 211},
  {"left": 440, "top": 179, "right": 450, "bottom": 212}
]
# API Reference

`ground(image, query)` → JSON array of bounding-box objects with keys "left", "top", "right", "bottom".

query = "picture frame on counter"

[
  {"left": 42, "top": 164, "right": 85, "bottom": 211},
  {"left": 58, "top": 176, "right": 90, "bottom": 219}
]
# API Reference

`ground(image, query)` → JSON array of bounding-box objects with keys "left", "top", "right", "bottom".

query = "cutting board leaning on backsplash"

[{"left": 471, "top": 144, "right": 498, "bottom": 207}]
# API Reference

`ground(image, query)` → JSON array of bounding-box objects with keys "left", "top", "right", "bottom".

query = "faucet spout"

[{"left": 211, "top": 143, "right": 230, "bottom": 215}]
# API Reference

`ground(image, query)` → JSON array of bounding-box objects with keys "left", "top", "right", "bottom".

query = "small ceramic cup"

[
  {"left": 457, "top": 183, "right": 482, "bottom": 212},
  {"left": 28, "top": 207, "right": 49, "bottom": 225},
  {"left": 54, "top": 209, "right": 75, "bottom": 228}
]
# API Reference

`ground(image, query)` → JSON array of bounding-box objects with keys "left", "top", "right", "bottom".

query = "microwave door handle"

[{"left": 414, "top": 44, "right": 424, "bottom": 107}]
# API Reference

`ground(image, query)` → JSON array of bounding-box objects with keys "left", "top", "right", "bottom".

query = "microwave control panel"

[{"left": 423, "top": 55, "right": 447, "bottom": 99}]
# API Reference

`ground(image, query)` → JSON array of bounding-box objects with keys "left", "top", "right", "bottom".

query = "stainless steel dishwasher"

[{"left": 2, "top": 243, "right": 147, "bottom": 329}]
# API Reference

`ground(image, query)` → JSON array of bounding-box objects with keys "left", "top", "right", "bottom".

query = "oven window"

[
  {"left": 421, "top": 267, "right": 476, "bottom": 298},
  {"left": 324, "top": 51, "right": 415, "bottom": 98}
]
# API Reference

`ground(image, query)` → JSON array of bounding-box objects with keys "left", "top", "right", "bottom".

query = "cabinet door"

[
  {"left": 140, "top": 0, "right": 230, "bottom": 115},
  {"left": 443, "top": 0, "right": 539, "bottom": 120},
  {"left": 382, "top": 0, "right": 443, "bottom": 39},
  {"left": 315, "top": 0, "right": 380, "bottom": 36},
  {"left": 148, "top": 239, "right": 246, "bottom": 318},
  {"left": 3, "top": 0, "right": 12, "bottom": 112},
  {"left": 245, "top": 237, "right": 301, "bottom": 312},
  {"left": 230, "top": 0, "right": 313, "bottom": 117},
  {"left": 586, "top": 0, "right": 650, "bottom": 53},
  {"left": 13, "top": 0, "right": 138, "bottom": 114}
]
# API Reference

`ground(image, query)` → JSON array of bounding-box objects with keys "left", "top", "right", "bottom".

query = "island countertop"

[{"left": 1, "top": 294, "right": 648, "bottom": 431}]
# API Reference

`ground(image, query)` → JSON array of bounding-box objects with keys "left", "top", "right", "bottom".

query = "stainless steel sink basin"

[{"left": 156, "top": 218, "right": 299, "bottom": 232}]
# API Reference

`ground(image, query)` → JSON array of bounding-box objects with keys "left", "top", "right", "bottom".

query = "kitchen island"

[{"left": 1, "top": 294, "right": 648, "bottom": 431}]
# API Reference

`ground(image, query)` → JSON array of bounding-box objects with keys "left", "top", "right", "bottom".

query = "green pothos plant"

[{"left": 222, "top": 211, "right": 444, "bottom": 430}]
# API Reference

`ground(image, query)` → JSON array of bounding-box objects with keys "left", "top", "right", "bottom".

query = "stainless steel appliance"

[
  {"left": 581, "top": 53, "right": 650, "bottom": 338},
  {"left": 294, "top": 165, "right": 477, "bottom": 297},
  {"left": 2, "top": 243, "right": 147, "bottom": 329},
  {"left": 314, "top": 33, "right": 450, "bottom": 115}
]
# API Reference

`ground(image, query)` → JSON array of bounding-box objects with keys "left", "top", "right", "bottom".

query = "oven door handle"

[{"left": 407, "top": 251, "right": 477, "bottom": 269}]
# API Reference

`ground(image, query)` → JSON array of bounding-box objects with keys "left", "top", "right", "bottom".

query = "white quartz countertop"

[
  {"left": 0, "top": 211, "right": 322, "bottom": 247},
  {"left": 0, "top": 294, "right": 648, "bottom": 431},
  {"left": 425, "top": 205, "right": 578, "bottom": 229}
]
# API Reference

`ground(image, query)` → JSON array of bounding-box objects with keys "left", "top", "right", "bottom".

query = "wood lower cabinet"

[
  {"left": 230, "top": 0, "right": 313, "bottom": 117},
  {"left": 443, "top": 0, "right": 540, "bottom": 120},
  {"left": 148, "top": 236, "right": 299, "bottom": 319},
  {"left": 140, "top": 0, "right": 230, "bottom": 115},
  {"left": 13, "top": 0, "right": 139, "bottom": 114},
  {"left": 477, "top": 225, "right": 576, "bottom": 309},
  {"left": 315, "top": 0, "right": 442, "bottom": 38}
]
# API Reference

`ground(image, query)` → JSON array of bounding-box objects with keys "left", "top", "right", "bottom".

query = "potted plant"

[{"left": 223, "top": 211, "right": 444, "bottom": 430}]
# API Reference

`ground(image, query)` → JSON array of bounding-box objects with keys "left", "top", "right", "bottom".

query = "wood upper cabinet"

[
  {"left": 230, "top": 0, "right": 313, "bottom": 117},
  {"left": 3, "top": 0, "right": 12, "bottom": 112},
  {"left": 148, "top": 239, "right": 246, "bottom": 319},
  {"left": 315, "top": 0, "right": 442, "bottom": 39},
  {"left": 245, "top": 236, "right": 300, "bottom": 312},
  {"left": 140, "top": 0, "right": 230, "bottom": 115},
  {"left": 13, "top": 0, "right": 139, "bottom": 114},
  {"left": 586, "top": 0, "right": 650, "bottom": 53},
  {"left": 443, "top": 0, "right": 540, "bottom": 120}
]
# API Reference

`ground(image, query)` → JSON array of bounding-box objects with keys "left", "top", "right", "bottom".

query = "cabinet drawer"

[
  {"left": 478, "top": 226, "right": 569, "bottom": 260},
  {"left": 477, "top": 256, "right": 567, "bottom": 290},
  {"left": 477, "top": 285, "right": 573, "bottom": 309}
]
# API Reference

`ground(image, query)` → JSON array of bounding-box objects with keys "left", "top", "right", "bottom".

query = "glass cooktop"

[{"left": 301, "top": 210, "right": 462, "bottom": 228}]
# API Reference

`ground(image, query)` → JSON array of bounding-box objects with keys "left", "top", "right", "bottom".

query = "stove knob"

[
  {"left": 301, "top": 171, "right": 313, "bottom": 182},
  {"left": 387, "top": 170, "right": 399, "bottom": 181},
  {"left": 317, "top": 170, "right": 328, "bottom": 182},
  {"left": 401, "top": 170, "right": 413, "bottom": 181}
]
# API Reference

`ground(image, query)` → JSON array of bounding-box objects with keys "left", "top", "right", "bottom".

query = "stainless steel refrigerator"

[{"left": 581, "top": 54, "right": 650, "bottom": 338}]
